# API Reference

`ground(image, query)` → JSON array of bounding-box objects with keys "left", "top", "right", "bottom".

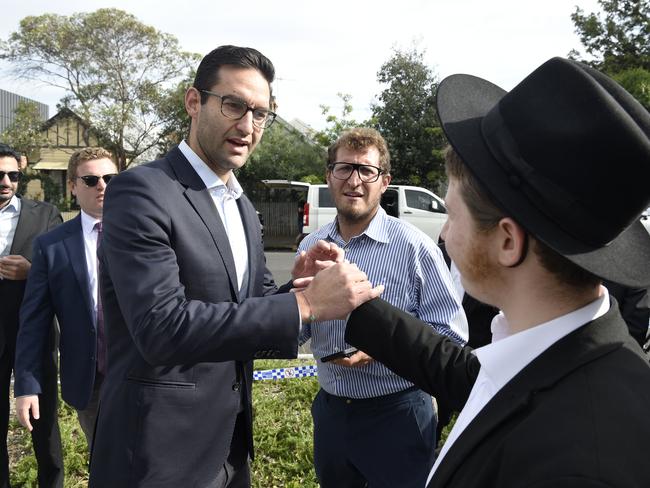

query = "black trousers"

[
  {"left": 212, "top": 411, "right": 250, "bottom": 488},
  {"left": 0, "top": 323, "right": 63, "bottom": 488}
]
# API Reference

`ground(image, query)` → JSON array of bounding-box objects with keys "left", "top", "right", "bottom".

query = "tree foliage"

[
  {"left": 0, "top": 100, "right": 49, "bottom": 159},
  {"left": 313, "top": 93, "right": 365, "bottom": 148},
  {"left": 237, "top": 119, "right": 326, "bottom": 195},
  {"left": 570, "top": 0, "right": 649, "bottom": 72},
  {"left": 371, "top": 46, "right": 446, "bottom": 191},
  {"left": 570, "top": 0, "right": 650, "bottom": 109},
  {"left": 0, "top": 9, "right": 200, "bottom": 170}
]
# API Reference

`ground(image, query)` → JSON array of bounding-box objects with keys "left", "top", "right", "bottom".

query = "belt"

[{"left": 320, "top": 386, "right": 419, "bottom": 405}]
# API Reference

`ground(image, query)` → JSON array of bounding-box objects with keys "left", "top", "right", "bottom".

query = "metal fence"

[{"left": 253, "top": 200, "right": 301, "bottom": 249}]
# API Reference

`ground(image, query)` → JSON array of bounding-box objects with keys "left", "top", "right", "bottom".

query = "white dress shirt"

[
  {"left": 0, "top": 195, "right": 21, "bottom": 257},
  {"left": 178, "top": 140, "right": 249, "bottom": 294},
  {"left": 80, "top": 210, "right": 101, "bottom": 316},
  {"left": 427, "top": 287, "right": 611, "bottom": 485}
]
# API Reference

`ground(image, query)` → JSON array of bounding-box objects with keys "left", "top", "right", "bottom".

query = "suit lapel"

[
  {"left": 11, "top": 198, "right": 38, "bottom": 256},
  {"left": 430, "top": 304, "right": 627, "bottom": 487},
  {"left": 63, "top": 215, "right": 95, "bottom": 324},
  {"left": 168, "top": 148, "right": 240, "bottom": 301}
]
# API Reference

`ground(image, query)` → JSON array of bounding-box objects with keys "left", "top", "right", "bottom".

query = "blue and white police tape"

[{"left": 253, "top": 365, "right": 318, "bottom": 381}]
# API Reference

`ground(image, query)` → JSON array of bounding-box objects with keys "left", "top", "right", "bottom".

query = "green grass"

[
  {"left": 9, "top": 396, "right": 89, "bottom": 487},
  {"left": 10, "top": 360, "right": 453, "bottom": 487}
]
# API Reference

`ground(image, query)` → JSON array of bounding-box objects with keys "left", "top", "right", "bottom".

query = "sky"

[{"left": 0, "top": 0, "right": 602, "bottom": 131}]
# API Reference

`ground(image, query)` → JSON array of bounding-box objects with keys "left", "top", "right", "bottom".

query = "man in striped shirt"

[{"left": 297, "top": 128, "right": 467, "bottom": 488}]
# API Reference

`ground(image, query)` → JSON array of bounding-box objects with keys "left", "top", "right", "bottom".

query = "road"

[{"left": 265, "top": 250, "right": 295, "bottom": 285}]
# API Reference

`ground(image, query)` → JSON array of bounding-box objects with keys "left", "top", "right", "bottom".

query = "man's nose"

[
  {"left": 97, "top": 177, "right": 107, "bottom": 190},
  {"left": 346, "top": 168, "right": 363, "bottom": 186},
  {"left": 235, "top": 110, "right": 255, "bottom": 134}
]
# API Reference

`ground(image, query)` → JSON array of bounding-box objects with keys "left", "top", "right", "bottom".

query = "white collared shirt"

[
  {"left": 0, "top": 195, "right": 21, "bottom": 257},
  {"left": 427, "top": 287, "right": 611, "bottom": 485},
  {"left": 80, "top": 210, "right": 101, "bottom": 317},
  {"left": 178, "top": 140, "right": 249, "bottom": 294}
]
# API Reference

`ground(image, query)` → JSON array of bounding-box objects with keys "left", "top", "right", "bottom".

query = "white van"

[{"left": 263, "top": 180, "right": 447, "bottom": 244}]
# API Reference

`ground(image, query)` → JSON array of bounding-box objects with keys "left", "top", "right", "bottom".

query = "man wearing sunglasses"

[
  {"left": 0, "top": 143, "right": 63, "bottom": 488},
  {"left": 89, "top": 45, "right": 368, "bottom": 488},
  {"left": 297, "top": 128, "right": 467, "bottom": 488},
  {"left": 14, "top": 148, "right": 117, "bottom": 460}
]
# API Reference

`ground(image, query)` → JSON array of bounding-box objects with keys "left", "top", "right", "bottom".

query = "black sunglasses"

[
  {"left": 0, "top": 171, "right": 21, "bottom": 182},
  {"left": 77, "top": 174, "right": 117, "bottom": 187}
]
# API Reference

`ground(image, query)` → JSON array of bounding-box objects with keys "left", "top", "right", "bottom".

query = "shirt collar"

[
  {"left": 0, "top": 195, "right": 20, "bottom": 214},
  {"left": 80, "top": 209, "right": 101, "bottom": 235},
  {"left": 326, "top": 206, "right": 391, "bottom": 244},
  {"left": 178, "top": 140, "right": 243, "bottom": 199},
  {"left": 474, "top": 287, "right": 610, "bottom": 392}
]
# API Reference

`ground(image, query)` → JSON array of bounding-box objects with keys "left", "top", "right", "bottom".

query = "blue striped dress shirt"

[{"left": 298, "top": 207, "right": 468, "bottom": 398}]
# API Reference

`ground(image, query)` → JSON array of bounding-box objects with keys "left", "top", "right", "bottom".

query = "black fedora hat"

[{"left": 436, "top": 57, "right": 650, "bottom": 288}]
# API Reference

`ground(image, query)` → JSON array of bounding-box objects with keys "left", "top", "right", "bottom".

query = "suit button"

[{"left": 232, "top": 382, "right": 241, "bottom": 392}]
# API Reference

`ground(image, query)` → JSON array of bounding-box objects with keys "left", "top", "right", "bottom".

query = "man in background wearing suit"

[
  {"left": 0, "top": 144, "right": 62, "bottom": 488},
  {"left": 14, "top": 147, "right": 117, "bottom": 451},
  {"left": 310, "top": 58, "right": 650, "bottom": 486},
  {"left": 89, "top": 45, "right": 374, "bottom": 488}
]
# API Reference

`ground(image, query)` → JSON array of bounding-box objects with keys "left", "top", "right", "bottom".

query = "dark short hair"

[
  {"left": 67, "top": 147, "right": 114, "bottom": 181},
  {"left": 328, "top": 127, "right": 391, "bottom": 173},
  {"left": 193, "top": 45, "right": 275, "bottom": 106},
  {"left": 444, "top": 146, "right": 600, "bottom": 287},
  {"left": 0, "top": 144, "right": 21, "bottom": 164}
]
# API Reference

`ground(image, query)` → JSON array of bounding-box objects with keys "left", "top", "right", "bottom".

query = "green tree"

[
  {"left": 570, "top": 0, "right": 650, "bottom": 109},
  {"left": 237, "top": 118, "right": 326, "bottom": 196},
  {"left": 0, "top": 100, "right": 48, "bottom": 160},
  {"left": 155, "top": 73, "right": 195, "bottom": 157},
  {"left": 313, "top": 93, "right": 365, "bottom": 148},
  {"left": 371, "top": 46, "right": 446, "bottom": 190},
  {"left": 0, "top": 9, "right": 200, "bottom": 170}
]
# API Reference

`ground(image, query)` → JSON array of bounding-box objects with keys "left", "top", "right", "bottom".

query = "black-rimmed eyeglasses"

[
  {"left": 76, "top": 174, "right": 117, "bottom": 187},
  {"left": 200, "top": 90, "right": 277, "bottom": 129},
  {"left": 328, "top": 163, "right": 385, "bottom": 183},
  {"left": 0, "top": 171, "right": 21, "bottom": 182}
]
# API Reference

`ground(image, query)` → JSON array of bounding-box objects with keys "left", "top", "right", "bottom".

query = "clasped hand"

[{"left": 291, "top": 240, "right": 384, "bottom": 323}]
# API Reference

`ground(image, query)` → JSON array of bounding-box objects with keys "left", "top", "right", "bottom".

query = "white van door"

[{"left": 401, "top": 187, "right": 447, "bottom": 242}]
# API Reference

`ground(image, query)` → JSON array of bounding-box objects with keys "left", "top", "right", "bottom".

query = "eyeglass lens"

[
  {"left": 0, "top": 171, "right": 21, "bottom": 182},
  {"left": 79, "top": 174, "right": 115, "bottom": 187},
  {"left": 221, "top": 98, "right": 274, "bottom": 128},
  {"left": 330, "top": 163, "right": 381, "bottom": 182}
]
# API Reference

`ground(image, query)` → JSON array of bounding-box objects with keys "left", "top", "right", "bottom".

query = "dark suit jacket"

[
  {"left": 604, "top": 280, "right": 650, "bottom": 347},
  {"left": 14, "top": 215, "right": 98, "bottom": 409},
  {"left": 0, "top": 197, "right": 61, "bottom": 359},
  {"left": 346, "top": 298, "right": 650, "bottom": 487},
  {"left": 89, "top": 148, "right": 300, "bottom": 487}
]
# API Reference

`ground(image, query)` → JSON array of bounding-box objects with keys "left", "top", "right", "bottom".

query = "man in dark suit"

[
  {"left": 309, "top": 58, "right": 650, "bottom": 487},
  {"left": 0, "top": 144, "right": 63, "bottom": 488},
  {"left": 14, "top": 147, "right": 117, "bottom": 451},
  {"left": 89, "top": 45, "right": 367, "bottom": 488}
]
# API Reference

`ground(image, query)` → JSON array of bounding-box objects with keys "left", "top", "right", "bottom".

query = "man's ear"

[
  {"left": 380, "top": 174, "right": 392, "bottom": 193},
  {"left": 68, "top": 179, "right": 77, "bottom": 197},
  {"left": 185, "top": 87, "right": 201, "bottom": 119},
  {"left": 496, "top": 217, "right": 528, "bottom": 267}
]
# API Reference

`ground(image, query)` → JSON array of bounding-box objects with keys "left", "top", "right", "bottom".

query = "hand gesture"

[
  {"left": 298, "top": 262, "right": 384, "bottom": 322},
  {"left": 15, "top": 395, "right": 40, "bottom": 432},
  {"left": 292, "top": 240, "right": 345, "bottom": 280},
  {"left": 0, "top": 255, "right": 31, "bottom": 280}
]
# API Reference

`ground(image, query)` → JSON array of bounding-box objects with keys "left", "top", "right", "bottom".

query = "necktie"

[{"left": 95, "top": 221, "right": 107, "bottom": 375}]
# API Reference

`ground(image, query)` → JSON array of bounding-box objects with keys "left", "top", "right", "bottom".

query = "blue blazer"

[{"left": 14, "top": 214, "right": 98, "bottom": 410}]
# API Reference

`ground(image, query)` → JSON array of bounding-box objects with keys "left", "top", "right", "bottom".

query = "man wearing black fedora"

[{"left": 303, "top": 56, "right": 650, "bottom": 487}]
